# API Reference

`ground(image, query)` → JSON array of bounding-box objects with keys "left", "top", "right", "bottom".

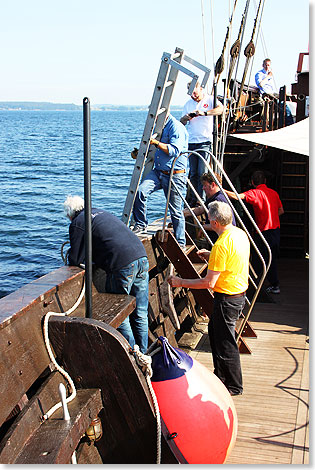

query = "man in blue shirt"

[
  {"left": 255, "top": 58, "right": 277, "bottom": 97},
  {"left": 255, "top": 58, "right": 294, "bottom": 125},
  {"left": 133, "top": 114, "right": 189, "bottom": 247}
]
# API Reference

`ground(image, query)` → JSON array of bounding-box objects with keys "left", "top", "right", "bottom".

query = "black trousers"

[
  {"left": 208, "top": 293, "right": 245, "bottom": 394},
  {"left": 253, "top": 228, "right": 280, "bottom": 287}
]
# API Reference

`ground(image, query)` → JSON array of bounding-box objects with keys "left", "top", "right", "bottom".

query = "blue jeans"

[
  {"left": 208, "top": 293, "right": 245, "bottom": 394},
  {"left": 188, "top": 141, "right": 212, "bottom": 202},
  {"left": 133, "top": 168, "right": 187, "bottom": 246},
  {"left": 105, "top": 256, "right": 149, "bottom": 353}
]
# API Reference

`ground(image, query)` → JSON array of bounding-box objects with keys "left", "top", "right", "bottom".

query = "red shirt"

[{"left": 244, "top": 184, "right": 283, "bottom": 231}]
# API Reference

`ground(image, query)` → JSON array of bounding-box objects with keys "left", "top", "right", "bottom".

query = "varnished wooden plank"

[
  {"left": 48, "top": 316, "right": 178, "bottom": 464},
  {"left": 15, "top": 388, "right": 103, "bottom": 464},
  {"left": 0, "top": 266, "right": 84, "bottom": 327},
  {"left": 91, "top": 293, "right": 136, "bottom": 328},
  {"left": 0, "top": 371, "right": 67, "bottom": 463}
]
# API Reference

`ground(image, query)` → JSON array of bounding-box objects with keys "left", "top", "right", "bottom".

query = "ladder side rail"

[
  {"left": 201, "top": 151, "right": 272, "bottom": 340},
  {"left": 182, "top": 54, "right": 211, "bottom": 89},
  {"left": 202, "top": 150, "right": 271, "bottom": 280},
  {"left": 158, "top": 147, "right": 265, "bottom": 288},
  {"left": 165, "top": 149, "right": 262, "bottom": 292},
  {"left": 141, "top": 49, "right": 185, "bottom": 182},
  {"left": 169, "top": 174, "right": 259, "bottom": 297},
  {"left": 121, "top": 58, "right": 173, "bottom": 225}
]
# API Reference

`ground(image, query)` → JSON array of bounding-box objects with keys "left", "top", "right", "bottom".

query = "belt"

[
  {"left": 214, "top": 291, "right": 246, "bottom": 300},
  {"left": 160, "top": 169, "right": 186, "bottom": 175}
]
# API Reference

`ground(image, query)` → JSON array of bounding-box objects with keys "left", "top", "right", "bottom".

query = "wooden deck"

[{"left": 187, "top": 258, "right": 309, "bottom": 464}]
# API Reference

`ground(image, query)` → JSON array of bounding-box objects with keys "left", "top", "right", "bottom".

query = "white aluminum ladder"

[{"left": 121, "top": 47, "right": 210, "bottom": 225}]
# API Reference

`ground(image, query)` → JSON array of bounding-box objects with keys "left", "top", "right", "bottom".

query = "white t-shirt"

[{"left": 183, "top": 93, "right": 214, "bottom": 143}]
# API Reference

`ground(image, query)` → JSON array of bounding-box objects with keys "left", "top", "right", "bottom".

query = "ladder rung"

[
  {"left": 282, "top": 174, "right": 306, "bottom": 177},
  {"left": 282, "top": 234, "right": 304, "bottom": 239},
  {"left": 281, "top": 222, "right": 304, "bottom": 226},
  {"left": 192, "top": 263, "right": 208, "bottom": 275},
  {"left": 156, "top": 107, "right": 167, "bottom": 116},
  {"left": 183, "top": 245, "right": 195, "bottom": 255},
  {"left": 282, "top": 186, "right": 306, "bottom": 189},
  {"left": 283, "top": 161, "right": 306, "bottom": 165},
  {"left": 285, "top": 210, "right": 305, "bottom": 214}
]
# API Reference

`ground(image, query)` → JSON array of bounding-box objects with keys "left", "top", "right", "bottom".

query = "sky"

[{"left": 1, "top": 0, "right": 310, "bottom": 106}]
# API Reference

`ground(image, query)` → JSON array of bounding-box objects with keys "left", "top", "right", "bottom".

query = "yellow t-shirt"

[{"left": 208, "top": 226, "right": 250, "bottom": 294}]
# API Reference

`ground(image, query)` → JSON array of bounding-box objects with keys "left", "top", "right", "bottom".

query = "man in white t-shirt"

[{"left": 180, "top": 81, "right": 223, "bottom": 205}]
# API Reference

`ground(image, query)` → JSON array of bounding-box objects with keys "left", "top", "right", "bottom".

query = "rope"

[
  {"left": 42, "top": 282, "right": 85, "bottom": 420},
  {"left": 133, "top": 344, "right": 162, "bottom": 465},
  {"left": 61, "top": 241, "right": 69, "bottom": 264}
]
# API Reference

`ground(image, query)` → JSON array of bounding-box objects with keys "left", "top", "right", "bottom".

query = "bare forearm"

[
  {"left": 225, "top": 190, "right": 245, "bottom": 200},
  {"left": 168, "top": 276, "right": 214, "bottom": 290},
  {"left": 150, "top": 138, "right": 169, "bottom": 155}
]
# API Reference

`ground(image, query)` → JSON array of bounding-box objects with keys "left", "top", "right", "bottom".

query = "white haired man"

[
  {"left": 64, "top": 195, "right": 149, "bottom": 353},
  {"left": 168, "top": 201, "right": 250, "bottom": 396}
]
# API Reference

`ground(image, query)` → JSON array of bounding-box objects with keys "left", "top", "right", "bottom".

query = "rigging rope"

[
  {"left": 232, "top": 0, "right": 264, "bottom": 124},
  {"left": 226, "top": 0, "right": 251, "bottom": 91},
  {"left": 242, "top": 0, "right": 267, "bottom": 114},
  {"left": 213, "top": 0, "right": 239, "bottom": 85},
  {"left": 42, "top": 282, "right": 85, "bottom": 420}
]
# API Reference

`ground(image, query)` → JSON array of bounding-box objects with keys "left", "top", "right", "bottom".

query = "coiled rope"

[
  {"left": 133, "top": 342, "right": 162, "bottom": 464},
  {"left": 42, "top": 282, "right": 85, "bottom": 420}
]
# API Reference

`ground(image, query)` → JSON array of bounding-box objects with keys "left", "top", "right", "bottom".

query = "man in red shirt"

[{"left": 225, "top": 170, "right": 284, "bottom": 294}]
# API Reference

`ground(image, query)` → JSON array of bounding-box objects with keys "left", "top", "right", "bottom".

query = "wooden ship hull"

[{"left": 0, "top": 226, "right": 210, "bottom": 464}]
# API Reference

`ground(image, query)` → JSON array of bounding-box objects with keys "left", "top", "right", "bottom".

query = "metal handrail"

[{"left": 161, "top": 148, "right": 272, "bottom": 341}]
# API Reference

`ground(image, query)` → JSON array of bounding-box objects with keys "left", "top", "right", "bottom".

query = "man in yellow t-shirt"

[{"left": 168, "top": 201, "right": 250, "bottom": 396}]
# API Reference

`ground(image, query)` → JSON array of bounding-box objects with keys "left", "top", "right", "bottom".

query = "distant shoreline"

[{"left": 0, "top": 102, "right": 183, "bottom": 112}]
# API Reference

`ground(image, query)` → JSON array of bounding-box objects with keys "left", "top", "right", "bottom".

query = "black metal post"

[
  {"left": 278, "top": 86, "right": 286, "bottom": 128},
  {"left": 83, "top": 97, "right": 92, "bottom": 318}
]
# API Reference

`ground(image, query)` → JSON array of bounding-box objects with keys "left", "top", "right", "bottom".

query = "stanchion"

[{"left": 83, "top": 97, "right": 92, "bottom": 318}]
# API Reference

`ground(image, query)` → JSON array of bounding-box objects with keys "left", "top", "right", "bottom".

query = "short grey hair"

[
  {"left": 208, "top": 201, "right": 233, "bottom": 226},
  {"left": 64, "top": 195, "right": 84, "bottom": 219}
]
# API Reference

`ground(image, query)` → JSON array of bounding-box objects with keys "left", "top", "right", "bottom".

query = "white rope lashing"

[
  {"left": 42, "top": 282, "right": 85, "bottom": 420},
  {"left": 133, "top": 344, "right": 162, "bottom": 465}
]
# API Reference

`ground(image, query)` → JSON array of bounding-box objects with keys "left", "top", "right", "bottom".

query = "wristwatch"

[{"left": 204, "top": 111, "right": 208, "bottom": 116}]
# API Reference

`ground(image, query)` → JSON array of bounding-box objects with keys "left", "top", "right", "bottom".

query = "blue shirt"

[
  {"left": 154, "top": 114, "right": 188, "bottom": 172},
  {"left": 203, "top": 191, "right": 237, "bottom": 244},
  {"left": 255, "top": 68, "right": 276, "bottom": 95},
  {"left": 68, "top": 209, "right": 147, "bottom": 273}
]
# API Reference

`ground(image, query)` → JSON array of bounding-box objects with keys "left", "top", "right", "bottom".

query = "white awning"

[{"left": 230, "top": 118, "right": 309, "bottom": 156}]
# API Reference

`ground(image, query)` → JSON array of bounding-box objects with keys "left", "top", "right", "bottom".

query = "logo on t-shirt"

[{"left": 203, "top": 104, "right": 209, "bottom": 109}]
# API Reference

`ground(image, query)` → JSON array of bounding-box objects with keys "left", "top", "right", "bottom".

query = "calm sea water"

[{"left": 0, "top": 109, "right": 181, "bottom": 298}]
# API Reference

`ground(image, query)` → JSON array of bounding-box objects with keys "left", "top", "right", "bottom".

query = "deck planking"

[{"left": 188, "top": 258, "right": 309, "bottom": 464}]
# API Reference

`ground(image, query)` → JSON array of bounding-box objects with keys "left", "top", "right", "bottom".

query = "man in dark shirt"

[
  {"left": 184, "top": 172, "right": 236, "bottom": 243},
  {"left": 64, "top": 195, "right": 149, "bottom": 353}
]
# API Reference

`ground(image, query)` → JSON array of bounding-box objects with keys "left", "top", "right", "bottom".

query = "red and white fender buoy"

[{"left": 150, "top": 336, "right": 237, "bottom": 464}]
